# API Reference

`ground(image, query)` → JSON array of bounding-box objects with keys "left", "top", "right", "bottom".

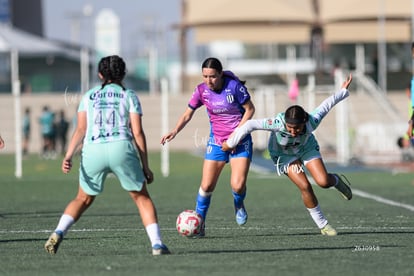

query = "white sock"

[
  {"left": 55, "top": 214, "right": 75, "bottom": 236},
  {"left": 199, "top": 187, "right": 212, "bottom": 197},
  {"left": 307, "top": 205, "right": 328, "bottom": 229},
  {"left": 145, "top": 223, "right": 162, "bottom": 247}
]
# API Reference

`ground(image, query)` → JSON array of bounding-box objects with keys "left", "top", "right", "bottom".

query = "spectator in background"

[
  {"left": 22, "top": 107, "right": 31, "bottom": 155},
  {"left": 0, "top": 134, "right": 4, "bottom": 149},
  {"left": 397, "top": 135, "right": 414, "bottom": 162},
  {"left": 397, "top": 136, "right": 414, "bottom": 162},
  {"left": 405, "top": 82, "right": 412, "bottom": 119},
  {"left": 288, "top": 78, "right": 299, "bottom": 104},
  {"left": 39, "top": 105, "right": 55, "bottom": 158},
  {"left": 56, "top": 110, "right": 69, "bottom": 155},
  {"left": 405, "top": 82, "right": 414, "bottom": 139}
]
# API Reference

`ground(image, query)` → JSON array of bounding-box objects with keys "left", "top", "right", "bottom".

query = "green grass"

[{"left": 1, "top": 152, "right": 414, "bottom": 276}]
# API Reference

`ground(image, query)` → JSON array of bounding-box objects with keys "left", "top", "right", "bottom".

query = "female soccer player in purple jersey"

[
  {"left": 161, "top": 57, "right": 255, "bottom": 236},
  {"left": 223, "top": 74, "right": 353, "bottom": 236}
]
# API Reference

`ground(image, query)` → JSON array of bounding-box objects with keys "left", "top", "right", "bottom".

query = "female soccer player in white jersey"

[
  {"left": 222, "top": 74, "right": 353, "bottom": 236},
  {"left": 161, "top": 57, "right": 255, "bottom": 236},
  {"left": 44, "top": 55, "right": 170, "bottom": 255}
]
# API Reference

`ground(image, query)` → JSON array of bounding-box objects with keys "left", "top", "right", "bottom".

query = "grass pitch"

[{"left": 1, "top": 152, "right": 414, "bottom": 276}]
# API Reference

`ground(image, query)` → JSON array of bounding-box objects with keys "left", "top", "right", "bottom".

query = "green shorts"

[
  {"left": 79, "top": 140, "right": 145, "bottom": 195},
  {"left": 270, "top": 136, "right": 321, "bottom": 176}
]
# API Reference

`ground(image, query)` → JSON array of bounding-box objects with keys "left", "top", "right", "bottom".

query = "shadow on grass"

[
  {"left": 173, "top": 244, "right": 401, "bottom": 255},
  {"left": 0, "top": 211, "right": 138, "bottom": 219},
  {"left": 0, "top": 236, "right": 99, "bottom": 244},
  {"left": 285, "top": 231, "right": 414, "bottom": 236}
]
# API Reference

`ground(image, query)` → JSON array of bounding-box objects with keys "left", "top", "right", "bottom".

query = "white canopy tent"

[
  {"left": 0, "top": 24, "right": 80, "bottom": 56},
  {"left": 0, "top": 24, "right": 88, "bottom": 178}
]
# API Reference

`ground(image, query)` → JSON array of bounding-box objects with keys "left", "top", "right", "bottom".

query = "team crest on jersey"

[
  {"left": 226, "top": 93, "right": 234, "bottom": 104},
  {"left": 267, "top": 119, "right": 273, "bottom": 125}
]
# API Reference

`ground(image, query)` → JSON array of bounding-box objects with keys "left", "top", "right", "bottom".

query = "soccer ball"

[{"left": 176, "top": 209, "right": 203, "bottom": 237}]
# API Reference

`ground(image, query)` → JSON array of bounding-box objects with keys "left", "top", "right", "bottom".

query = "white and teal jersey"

[
  {"left": 227, "top": 88, "right": 349, "bottom": 156},
  {"left": 78, "top": 83, "right": 142, "bottom": 145}
]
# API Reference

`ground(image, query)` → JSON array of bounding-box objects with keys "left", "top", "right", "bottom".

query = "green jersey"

[{"left": 78, "top": 83, "right": 142, "bottom": 145}]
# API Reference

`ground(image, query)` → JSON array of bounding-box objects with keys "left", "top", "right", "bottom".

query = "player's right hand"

[
  {"left": 160, "top": 130, "right": 177, "bottom": 145},
  {"left": 62, "top": 158, "right": 72, "bottom": 174}
]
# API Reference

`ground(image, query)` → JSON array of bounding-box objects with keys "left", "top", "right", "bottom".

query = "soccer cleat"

[
  {"left": 44, "top": 232, "right": 63, "bottom": 255},
  {"left": 192, "top": 222, "right": 205, "bottom": 238},
  {"left": 235, "top": 206, "right": 248, "bottom": 226},
  {"left": 152, "top": 244, "right": 171, "bottom": 256},
  {"left": 320, "top": 224, "right": 337, "bottom": 236},
  {"left": 334, "top": 174, "right": 352, "bottom": 200}
]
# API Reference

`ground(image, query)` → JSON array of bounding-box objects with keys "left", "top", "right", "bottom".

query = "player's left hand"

[
  {"left": 144, "top": 168, "right": 154, "bottom": 184},
  {"left": 341, "top": 74, "right": 352, "bottom": 89}
]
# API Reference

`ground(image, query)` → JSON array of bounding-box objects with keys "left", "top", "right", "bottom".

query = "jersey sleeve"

[
  {"left": 234, "top": 82, "right": 250, "bottom": 105},
  {"left": 310, "top": 88, "right": 349, "bottom": 125},
  {"left": 78, "top": 93, "right": 88, "bottom": 112},
  {"left": 128, "top": 91, "right": 143, "bottom": 115},
  {"left": 188, "top": 84, "right": 204, "bottom": 110},
  {"left": 226, "top": 118, "right": 276, "bottom": 148}
]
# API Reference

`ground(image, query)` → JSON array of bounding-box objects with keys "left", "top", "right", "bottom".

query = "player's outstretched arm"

[
  {"left": 223, "top": 119, "right": 267, "bottom": 151},
  {"left": 161, "top": 107, "right": 195, "bottom": 145},
  {"left": 341, "top": 74, "right": 352, "bottom": 89}
]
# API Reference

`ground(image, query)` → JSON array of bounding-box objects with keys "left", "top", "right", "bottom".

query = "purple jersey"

[{"left": 188, "top": 71, "right": 251, "bottom": 145}]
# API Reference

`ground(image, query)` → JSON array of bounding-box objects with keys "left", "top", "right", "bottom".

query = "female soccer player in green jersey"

[
  {"left": 44, "top": 55, "right": 170, "bottom": 255},
  {"left": 222, "top": 74, "right": 353, "bottom": 236}
]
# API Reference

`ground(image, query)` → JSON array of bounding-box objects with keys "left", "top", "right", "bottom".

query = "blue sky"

[{"left": 42, "top": 0, "right": 182, "bottom": 59}]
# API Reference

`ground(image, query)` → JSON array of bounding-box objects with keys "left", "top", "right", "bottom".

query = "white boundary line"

[
  {"left": 2, "top": 225, "right": 414, "bottom": 234},
  {"left": 249, "top": 168, "right": 414, "bottom": 213},
  {"left": 352, "top": 189, "right": 414, "bottom": 212}
]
